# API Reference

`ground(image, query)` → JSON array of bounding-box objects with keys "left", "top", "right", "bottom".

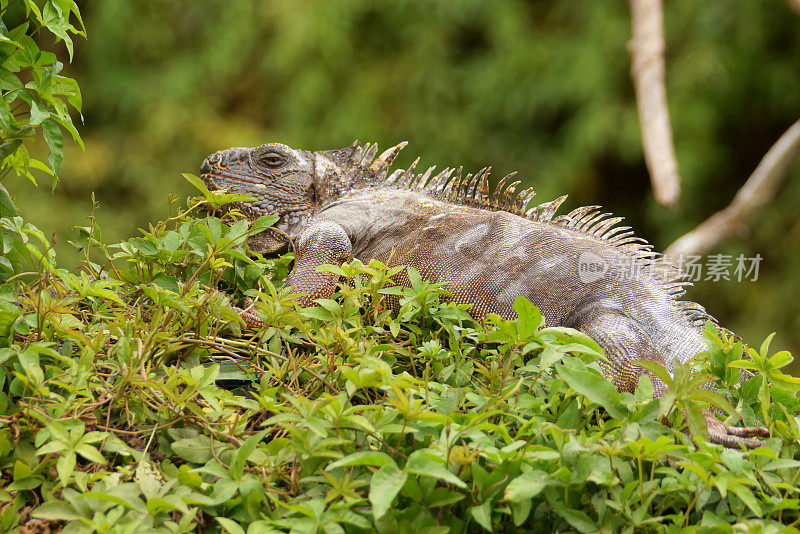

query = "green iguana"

[{"left": 199, "top": 140, "right": 769, "bottom": 448}]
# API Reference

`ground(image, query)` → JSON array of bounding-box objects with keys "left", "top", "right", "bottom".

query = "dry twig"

[
  {"left": 629, "top": 0, "right": 681, "bottom": 209},
  {"left": 665, "top": 118, "right": 800, "bottom": 258}
]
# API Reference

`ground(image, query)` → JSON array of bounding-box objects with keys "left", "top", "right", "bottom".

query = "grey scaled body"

[{"left": 200, "top": 140, "right": 769, "bottom": 448}]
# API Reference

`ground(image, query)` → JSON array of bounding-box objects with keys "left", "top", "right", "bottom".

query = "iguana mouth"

[
  {"left": 198, "top": 144, "right": 318, "bottom": 254},
  {"left": 200, "top": 147, "right": 251, "bottom": 190}
]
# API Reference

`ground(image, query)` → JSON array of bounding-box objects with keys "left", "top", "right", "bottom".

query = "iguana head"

[{"left": 200, "top": 141, "right": 407, "bottom": 253}]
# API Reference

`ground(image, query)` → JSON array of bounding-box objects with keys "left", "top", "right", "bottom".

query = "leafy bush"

[
  {"left": 1, "top": 185, "right": 799, "bottom": 533},
  {"left": 0, "top": 0, "right": 84, "bottom": 215},
  {"left": 1, "top": 0, "right": 84, "bottom": 287}
]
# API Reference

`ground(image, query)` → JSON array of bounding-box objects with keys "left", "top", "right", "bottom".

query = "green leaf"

[
  {"left": 683, "top": 401, "right": 708, "bottom": 441},
  {"left": 0, "top": 140, "right": 22, "bottom": 160},
  {"left": 771, "top": 373, "right": 800, "bottom": 394},
  {"left": 555, "top": 506, "right": 597, "bottom": 533},
  {"left": 82, "top": 488, "right": 146, "bottom": 512},
  {"left": 42, "top": 2, "right": 76, "bottom": 60},
  {"left": 41, "top": 118, "right": 64, "bottom": 175},
  {"left": 151, "top": 274, "right": 180, "bottom": 294},
  {"left": 425, "top": 488, "right": 464, "bottom": 507},
  {"left": 0, "top": 182, "right": 18, "bottom": 216},
  {"left": 690, "top": 389, "right": 737, "bottom": 417},
  {"left": 7, "top": 476, "right": 43, "bottom": 491},
  {"left": 29, "top": 101, "right": 50, "bottom": 125},
  {"left": 759, "top": 333, "right": 776, "bottom": 358},
  {"left": 171, "top": 437, "right": 216, "bottom": 464},
  {"left": 504, "top": 469, "right": 548, "bottom": 502},
  {"left": 230, "top": 430, "right": 267, "bottom": 480},
  {"left": 216, "top": 517, "right": 246, "bottom": 534},
  {"left": 48, "top": 112, "right": 84, "bottom": 151},
  {"left": 36, "top": 441, "right": 66, "bottom": 455},
  {"left": 729, "top": 483, "right": 762, "bottom": 516},
  {"left": 369, "top": 464, "right": 407, "bottom": 520},
  {"left": 183, "top": 172, "right": 212, "bottom": 195},
  {"left": 469, "top": 501, "right": 493, "bottom": 531},
  {"left": 32, "top": 501, "right": 81, "bottom": 521},
  {"left": 74, "top": 443, "right": 106, "bottom": 464},
  {"left": 556, "top": 359, "right": 625, "bottom": 419},
  {"left": 634, "top": 359, "right": 673, "bottom": 387},
  {"left": 404, "top": 450, "right": 466, "bottom": 488},
  {"left": 728, "top": 359, "right": 759, "bottom": 371},
  {"left": 328, "top": 451, "right": 397, "bottom": 470},
  {"left": 56, "top": 451, "right": 76, "bottom": 484},
  {"left": 511, "top": 500, "right": 533, "bottom": 526},
  {"left": 136, "top": 461, "right": 161, "bottom": 500},
  {"left": 512, "top": 296, "right": 543, "bottom": 338}
]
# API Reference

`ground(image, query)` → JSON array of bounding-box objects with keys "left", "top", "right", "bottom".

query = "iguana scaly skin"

[{"left": 200, "top": 141, "right": 769, "bottom": 447}]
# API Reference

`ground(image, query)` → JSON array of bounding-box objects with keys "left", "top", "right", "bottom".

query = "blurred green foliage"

[
  {"left": 0, "top": 0, "right": 84, "bottom": 214},
  {"left": 7, "top": 0, "right": 800, "bottom": 357}
]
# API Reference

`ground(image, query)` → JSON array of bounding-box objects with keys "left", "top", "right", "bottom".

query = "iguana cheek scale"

[{"left": 200, "top": 140, "right": 769, "bottom": 448}]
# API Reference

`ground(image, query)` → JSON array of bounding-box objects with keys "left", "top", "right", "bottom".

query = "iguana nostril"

[{"left": 201, "top": 160, "right": 211, "bottom": 174}]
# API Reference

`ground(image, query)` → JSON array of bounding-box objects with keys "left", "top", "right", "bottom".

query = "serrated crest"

[{"left": 340, "top": 141, "right": 701, "bottom": 318}]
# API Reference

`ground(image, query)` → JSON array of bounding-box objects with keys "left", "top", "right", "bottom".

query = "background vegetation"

[
  {"left": 3, "top": 1, "right": 800, "bottom": 532},
  {"left": 7, "top": 0, "right": 800, "bottom": 362}
]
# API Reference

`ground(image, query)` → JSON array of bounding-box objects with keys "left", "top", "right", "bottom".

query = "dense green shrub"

[
  {"left": 1, "top": 0, "right": 84, "bottom": 286},
  {"left": 0, "top": 0, "right": 84, "bottom": 215},
  {"left": 1, "top": 184, "right": 799, "bottom": 532}
]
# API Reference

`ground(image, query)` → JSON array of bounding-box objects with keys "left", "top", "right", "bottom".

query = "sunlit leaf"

[{"left": 369, "top": 465, "right": 407, "bottom": 519}]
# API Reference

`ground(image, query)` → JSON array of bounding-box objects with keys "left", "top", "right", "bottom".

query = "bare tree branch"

[
  {"left": 665, "top": 118, "right": 800, "bottom": 259},
  {"left": 785, "top": 0, "right": 800, "bottom": 16},
  {"left": 629, "top": 0, "right": 681, "bottom": 209}
]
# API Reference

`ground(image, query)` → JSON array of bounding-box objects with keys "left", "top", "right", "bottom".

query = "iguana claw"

[{"left": 705, "top": 412, "right": 770, "bottom": 449}]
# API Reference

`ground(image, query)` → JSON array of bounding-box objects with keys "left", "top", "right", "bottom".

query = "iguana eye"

[{"left": 258, "top": 152, "right": 285, "bottom": 168}]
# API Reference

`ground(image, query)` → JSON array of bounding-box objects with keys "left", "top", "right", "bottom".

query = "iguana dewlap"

[{"left": 200, "top": 140, "right": 769, "bottom": 448}]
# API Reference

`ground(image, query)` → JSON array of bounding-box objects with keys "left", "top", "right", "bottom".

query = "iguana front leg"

[
  {"left": 285, "top": 221, "right": 353, "bottom": 307},
  {"left": 574, "top": 310, "right": 768, "bottom": 448}
]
